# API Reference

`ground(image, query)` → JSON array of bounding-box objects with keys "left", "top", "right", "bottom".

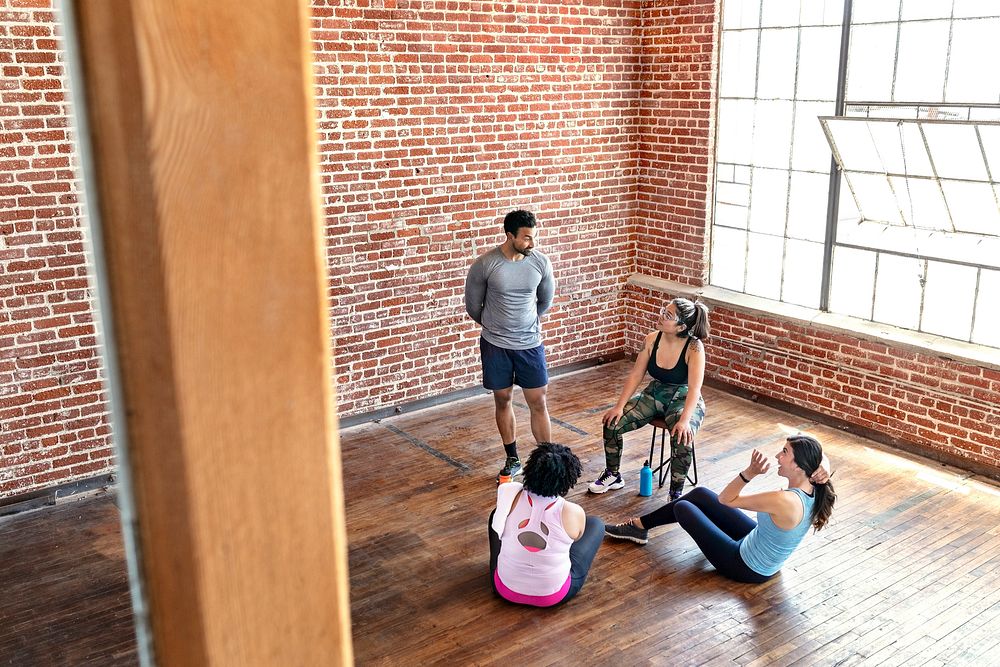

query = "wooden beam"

[{"left": 70, "top": 1, "right": 352, "bottom": 663}]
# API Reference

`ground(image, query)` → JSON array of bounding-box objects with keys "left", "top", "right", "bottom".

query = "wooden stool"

[{"left": 647, "top": 416, "right": 699, "bottom": 490}]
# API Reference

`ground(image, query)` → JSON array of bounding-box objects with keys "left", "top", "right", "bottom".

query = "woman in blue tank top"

[{"left": 605, "top": 435, "right": 836, "bottom": 583}]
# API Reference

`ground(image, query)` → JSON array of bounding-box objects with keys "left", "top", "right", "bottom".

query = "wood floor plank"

[
  {"left": 4, "top": 361, "right": 1000, "bottom": 665},
  {"left": 0, "top": 493, "right": 137, "bottom": 666},
  {"left": 337, "top": 363, "right": 1000, "bottom": 665}
]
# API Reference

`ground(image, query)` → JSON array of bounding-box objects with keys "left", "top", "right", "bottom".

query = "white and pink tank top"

[{"left": 495, "top": 488, "right": 574, "bottom": 606}]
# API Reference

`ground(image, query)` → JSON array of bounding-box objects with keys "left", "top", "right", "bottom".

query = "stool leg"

[
  {"left": 687, "top": 442, "right": 698, "bottom": 486},
  {"left": 648, "top": 427, "right": 656, "bottom": 474},
  {"left": 658, "top": 427, "right": 668, "bottom": 488}
]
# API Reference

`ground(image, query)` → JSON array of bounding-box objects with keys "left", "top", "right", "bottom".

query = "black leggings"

[
  {"left": 488, "top": 510, "right": 604, "bottom": 605},
  {"left": 639, "top": 487, "right": 772, "bottom": 584}
]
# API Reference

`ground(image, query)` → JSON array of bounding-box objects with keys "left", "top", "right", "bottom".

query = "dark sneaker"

[
  {"left": 496, "top": 457, "right": 522, "bottom": 484},
  {"left": 669, "top": 485, "right": 684, "bottom": 502},
  {"left": 588, "top": 469, "right": 624, "bottom": 494},
  {"left": 605, "top": 521, "right": 648, "bottom": 545}
]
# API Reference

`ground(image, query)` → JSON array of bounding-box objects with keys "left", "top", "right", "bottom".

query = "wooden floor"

[
  {"left": 4, "top": 361, "right": 1000, "bottom": 665},
  {"left": 341, "top": 361, "right": 1000, "bottom": 666},
  {"left": 0, "top": 491, "right": 137, "bottom": 666}
]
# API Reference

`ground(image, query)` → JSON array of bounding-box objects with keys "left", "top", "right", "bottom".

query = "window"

[{"left": 711, "top": 0, "right": 1000, "bottom": 349}]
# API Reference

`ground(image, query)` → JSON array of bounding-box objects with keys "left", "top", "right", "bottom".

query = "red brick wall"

[
  {"left": 311, "top": 0, "right": 641, "bottom": 415},
  {"left": 708, "top": 307, "right": 1000, "bottom": 471},
  {"left": 0, "top": 2, "right": 113, "bottom": 498},
  {"left": 634, "top": 0, "right": 715, "bottom": 285},
  {"left": 2, "top": 0, "right": 645, "bottom": 499},
  {"left": 5, "top": 0, "right": 997, "bottom": 500}
]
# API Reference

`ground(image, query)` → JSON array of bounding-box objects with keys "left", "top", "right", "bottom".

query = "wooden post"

[{"left": 69, "top": 1, "right": 352, "bottom": 663}]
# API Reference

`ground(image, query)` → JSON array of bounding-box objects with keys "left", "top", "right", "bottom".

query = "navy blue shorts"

[{"left": 480, "top": 337, "right": 548, "bottom": 390}]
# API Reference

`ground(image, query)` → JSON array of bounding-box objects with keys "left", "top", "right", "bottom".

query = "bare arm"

[
  {"left": 603, "top": 332, "right": 655, "bottom": 427},
  {"left": 723, "top": 489, "right": 799, "bottom": 527},
  {"left": 719, "top": 449, "right": 801, "bottom": 528},
  {"left": 671, "top": 339, "right": 706, "bottom": 445},
  {"left": 562, "top": 500, "right": 586, "bottom": 541}
]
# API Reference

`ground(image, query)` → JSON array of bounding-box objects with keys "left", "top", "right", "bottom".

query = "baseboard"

[
  {"left": 705, "top": 376, "right": 1000, "bottom": 484},
  {"left": 0, "top": 473, "right": 117, "bottom": 518},
  {"left": 338, "top": 352, "right": 626, "bottom": 429}
]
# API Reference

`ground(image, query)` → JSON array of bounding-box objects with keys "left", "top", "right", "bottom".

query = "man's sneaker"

[
  {"left": 496, "top": 457, "right": 522, "bottom": 484},
  {"left": 669, "top": 488, "right": 683, "bottom": 502},
  {"left": 587, "top": 469, "right": 624, "bottom": 494},
  {"left": 605, "top": 521, "right": 648, "bottom": 545}
]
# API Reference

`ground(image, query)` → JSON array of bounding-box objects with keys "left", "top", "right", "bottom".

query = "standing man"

[{"left": 465, "top": 210, "right": 555, "bottom": 482}]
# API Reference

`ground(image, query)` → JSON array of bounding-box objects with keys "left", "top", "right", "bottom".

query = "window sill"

[{"left": 627, "top": 273, "right": 1000, "bottom": 372}]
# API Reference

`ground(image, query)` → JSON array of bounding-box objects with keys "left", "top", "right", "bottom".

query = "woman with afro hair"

[{"left": 488, "top": 443, "right": 604, "bottom": 606}]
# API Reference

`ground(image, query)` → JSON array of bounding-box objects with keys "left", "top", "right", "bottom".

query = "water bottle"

[
  {"left": 497, "top": 465, "right": 512, "bottom": 486},
  {"left": 639, "top": 460, "right": 653, "bottom": 497}
]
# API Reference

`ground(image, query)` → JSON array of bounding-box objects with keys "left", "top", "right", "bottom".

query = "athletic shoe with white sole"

[
  {"left": 587, "top": 469, "right": 624, "bottom": 494},
  {"left": 604, "top": 521, "right": 649, "bottom": 545}
]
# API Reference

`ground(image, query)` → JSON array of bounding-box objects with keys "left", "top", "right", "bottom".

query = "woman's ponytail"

[
  {"left": 672, "top": 297, "right": 711, "bottom": 341},
  {"left": 689, "top": 300, "right": 710, "bottom": 341},
  {"left": 811, "top": 479, "right": 836, "bottom": 532},
  {"left": 788, "top": 434, "right": 836, "bottom": 532}
]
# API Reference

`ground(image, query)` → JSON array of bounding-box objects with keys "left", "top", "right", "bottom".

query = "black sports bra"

[{"left": 647, "top": 332, "right": 692, "bottom": 384}]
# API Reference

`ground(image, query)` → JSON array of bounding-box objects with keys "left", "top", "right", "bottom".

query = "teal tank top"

[{"left": 739, "top": 488, "right": 815, "bottom": 576}]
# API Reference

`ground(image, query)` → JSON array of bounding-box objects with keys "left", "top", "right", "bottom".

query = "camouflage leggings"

[{"left": 603, "top": 381, "right": 706, "bottom": 492}]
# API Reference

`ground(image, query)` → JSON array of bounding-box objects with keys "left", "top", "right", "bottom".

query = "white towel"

[{"left": 492, "top": 481, "right": 524, "bottom": 534}]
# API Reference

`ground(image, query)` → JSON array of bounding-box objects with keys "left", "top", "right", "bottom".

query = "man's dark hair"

[
  {"left": 522, "top": 442, "right": 582, "bottom": 497},
  {"left": 503, "top": 209, "right": 537, "bottom": 236}
]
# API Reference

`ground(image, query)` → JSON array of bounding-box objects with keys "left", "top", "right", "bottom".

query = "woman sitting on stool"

[
  {"left": 589, "top": 297, "right": 710, "bottom": 499},
  {"left": 489, "top": 443, "right": 604, "bottom": 606},
  {"left": 605, "top": 435, "right": 835, "bottom": 583}
]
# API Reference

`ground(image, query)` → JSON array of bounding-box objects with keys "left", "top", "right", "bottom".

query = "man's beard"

[{"left": 516, "top": 247, "right": 532, "bottom": 256}]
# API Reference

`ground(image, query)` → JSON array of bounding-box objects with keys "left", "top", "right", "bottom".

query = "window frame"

[{"left": 711, "top": 0, "right": 1000, "bottom": 349}]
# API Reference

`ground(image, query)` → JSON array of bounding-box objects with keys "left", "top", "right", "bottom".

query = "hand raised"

[
  {"left": 746, "top": 448, "right": 771, "bottom": 477},
  {"left": 810, "top": 464, "right": 830, "bottom": 484}
]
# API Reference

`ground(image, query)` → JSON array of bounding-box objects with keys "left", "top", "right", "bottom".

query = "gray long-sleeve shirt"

[{"left": 464, "top": 246, "right": 555, "bottom": 350}]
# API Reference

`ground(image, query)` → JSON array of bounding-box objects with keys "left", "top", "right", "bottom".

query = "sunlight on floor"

[
  {"left": 776, "top": 422, "right": 806, "bottom": 436},
  {"left": 914, "top": 470, "right": 970, "bottom": 494},
  {"left": 964, "top": 478, "right": 1000, "bottom": 498},
  {"left": 861, "top": 445, "right": 987, "bottom": 495}
]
